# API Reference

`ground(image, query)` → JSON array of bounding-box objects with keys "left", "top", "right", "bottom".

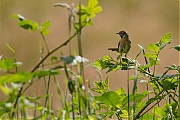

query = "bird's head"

[{"left": 116, "top": 31, "right": 129, "bottom": 38}]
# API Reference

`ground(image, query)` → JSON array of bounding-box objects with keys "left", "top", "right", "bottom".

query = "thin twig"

[
  {"left": 11, "top": 32, "right": 77, "bottom": 118},
  {"left": 139, "top": 95, "right": 163, "bottom": 118},
  {"left": 133, "top": 90, "right": 164, "bottom": 120},
  {"left": 40, "top": 32, "right": 50, "bottom": 53},
  {"left": 32, "top": 32, "right": 77, "bottom": 72}
]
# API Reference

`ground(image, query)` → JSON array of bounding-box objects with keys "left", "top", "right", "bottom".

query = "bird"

[{"left": 108, "top": 31, "right": 131, "bottom": 62}]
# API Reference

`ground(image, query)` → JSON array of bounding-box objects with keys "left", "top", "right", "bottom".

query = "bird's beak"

[{"left": 116, "top": 32, "right": 119, "bottom": 34}]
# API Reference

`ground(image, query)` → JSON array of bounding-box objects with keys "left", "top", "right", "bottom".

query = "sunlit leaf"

[
  {"left": 147, "top": 43, "right": 159, "bottom": 53},
  {"left": 76, "top": 0, "right": 102, "bottom": 29},
  {"left": 144, "top": 53, "right": 157, "bottom": 58},
  {"left": 0, "top": 58, "right": 15, "bottom": 71},
  {"left": 0, "top": 85, "right": 13, "bottom": 95},
  {"left": 88, "top": 0, "right": 98, "bottom": 9},
  {"left": 0, "top": 72, "right": 33, "bottom": 85},
  {"left": 159, "top": 32, "right": 172, "bottom": 50},
  {"left": 34, "top": 69, "right": 61, "bottom": 79},
  {"left": 160, "top": 32, "right": 171, "bottom": 44},
  {"left": 152, "top": 106, "right": 165, "bottom": 118},
  {"left": 93, "top": 56, "right": 112, "bottom": 70},
  {"left": 116, "top": 87, "right": 126, "bottom": 96},
  {"left": 40, "top": 21, "right": 50, "bottom": 35},
  {"left": 161, "top": 78, "right": 178, "bottom": 90},
  {"left": 11, "top": 13, "right": 25, "bottom": 21},
  {"left": 18, "top": 19, "right": 39, "bottom": 31}
]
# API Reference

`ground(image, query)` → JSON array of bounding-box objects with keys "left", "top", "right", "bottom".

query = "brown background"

[{"left": 0, "top": 0, "right": 179, "bottom": 110}]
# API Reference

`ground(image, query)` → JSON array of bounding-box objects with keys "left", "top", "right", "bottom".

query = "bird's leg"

[
  {"left": 125, "top": 53, "right": 127, "bottom": 58},
  {"left": 120, "top": 52, "right": 122, "bottom": 63}
]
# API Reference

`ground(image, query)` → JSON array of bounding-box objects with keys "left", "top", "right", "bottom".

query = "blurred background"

[{"left": 0, "top": 0, "right": 179, "bottom": 110}]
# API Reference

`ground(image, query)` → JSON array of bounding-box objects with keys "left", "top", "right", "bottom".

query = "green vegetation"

[{"left": 0, "top": 0, "right": 179, "bottom": 119}]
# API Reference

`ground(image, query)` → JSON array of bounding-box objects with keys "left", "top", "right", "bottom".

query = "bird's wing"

[{"left": 118, "top": 41, "right": 120, "bottom": 50}]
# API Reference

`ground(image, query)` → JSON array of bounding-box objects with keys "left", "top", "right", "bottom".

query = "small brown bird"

[{"left": 108, "top": 31, "right": 131, "bottom": 61}]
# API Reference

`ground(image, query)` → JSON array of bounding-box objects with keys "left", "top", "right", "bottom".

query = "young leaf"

[
  {"left": 34, "top": 69, "right": 61, "bottom": 79},
  {"left": 40, "top": 21, "right": 50, "bottom": 35},
  {"left": 0, "top": 72, "right": 33, "bottom": 85},
  {"left": 152, "top": 106, "right": 165, "bottom": 118},
  {"left": 11, "top": 13, "right": 25, "bottom": 21},
  {"left": 0, "top": 58, "right": 15, "bottom": 71},
  {"left": 116, "top": 87, "right": 126, "bottom": 96},
  {"left": 0, "top": 85, "right": 12, "bottom": 95},
  {"left": 147, "top": 43, "right": 159, "bottom": 53},
  {"left": 159, "top": 32, "right": 172, "bottom": 50},
  {"left": 160, "top": 32, "right": 171, "bottom": 44},
  {"left": 93, "top": 56, "right": 112, "bottom": 70},
  {"left": 76, "top": 0, "right": 102, "bottom": 28},
  {"left": 18, "top": 19, "right": 39, "bottom": 31}
]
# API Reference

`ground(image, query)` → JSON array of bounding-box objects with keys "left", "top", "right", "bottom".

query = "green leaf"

[
  {"left": 148, "top": 57, "right": 160, "bottom": 66},
  {"left": 34, "top": 69, "right": 61, "bottom": 79},
  {"left": 106, "top": 63, "right": 120, "bottom": 73},
  {"left": 0, "top": 85, "right": 13, "bottom": 95},
  {"left": 147, "top": 43, "right": 159, "bottom": 53},
  {"left": 0, "top": 58, "right": 15, "bottom": 71},
  {"left": 18, "top": 19, "right": 39, "bottom": 31},
  {"left": 152, "top": 106, "right": 165, "bottom": 117},
  {"left": 136, "top": 102, "right": 146, "bottom": 113},
  {"left": 0, "top": 72, "right": 33, "bottom": 85},
  {"left": 12, "top": 14, "right": 39, "bottom": 31},
  {"left": 68, "top": 80, "right": 75, "bottom": 93},
  {"left": 121, "top": 93, "right": 147, "bottom": 107},
  {"left": 88, "top": 0, "right": 98, "bottom": 9},
  {"left": 92, "top": 78, "right": 109, "bottom": 94},
  {"left": 171, "top": 45, "right": 180, "bottom": 51},
  {"left": 161, "top": 78, "right": 178, "bottom": 90},
  {"left": 11, "top": 13, "right": 25, "bottom": 21},
  {"left": 144, "top": 53, "right": 157, "bottom": 58},
  {"left": 40, "top": 21, "right": 50, "bottom": 35},
  {"left": 76, "top": 0, "right": 102, "bottom": 29},
  {"left": 138, "top": 113, "right": 158, "bottom": 120},
  {"left": 61, "top": 55, "right": 75, "bottom": 64},
  {"left": 93, "top": 56, "right": 112, "bottom": 70},
  {"left": 165, "top": 64, "right": 180, "bottom": 71},
  {"left": 160, "top": 32, "right": 171, "bottom": 44},
  {"left": 96, "top": 91, "right": 120, "bottom": 107},
  {"left": 116, "top": 87, "right": 126, "bottom": 96},
  {"left": 159, "top": 32, "right": 172, "bottom": 50}
]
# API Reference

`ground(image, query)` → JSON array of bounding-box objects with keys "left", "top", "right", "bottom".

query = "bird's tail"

[{"left": 108, "top": 48, "right": 118, "bottom": 51}]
